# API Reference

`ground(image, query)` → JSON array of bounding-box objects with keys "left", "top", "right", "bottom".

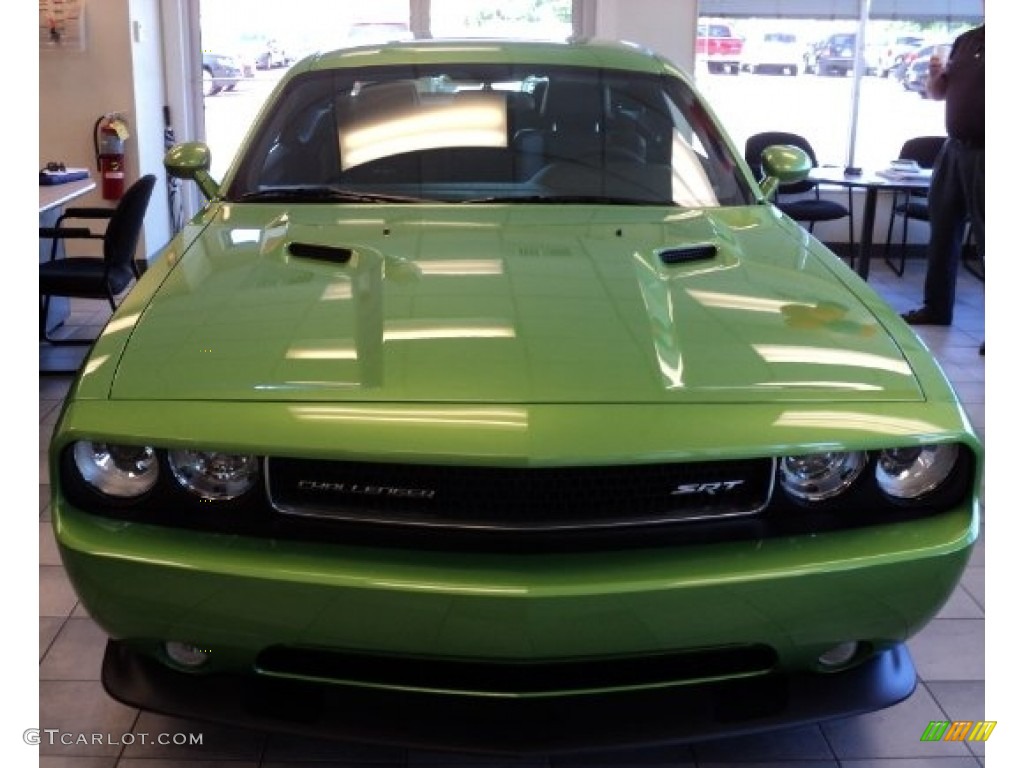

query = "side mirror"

[
  {"left": 758, "top": 144, "right": 812, "bottom": 198},
  {"left": 164, "top": 141, "right": 220, "bottom": 201}
]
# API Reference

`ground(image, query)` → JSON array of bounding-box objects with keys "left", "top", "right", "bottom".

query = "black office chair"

[
  {"left": 744, "top": 131, "right": 854, "bottom": 262},
  {"left": 40, "top": 174, "right": 156, "bottom": 359},
  {"left": 882, "top": 136, "right": 945, "bottom": 276}
]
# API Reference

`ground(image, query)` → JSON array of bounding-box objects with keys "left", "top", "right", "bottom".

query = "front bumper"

[
  {"left": 103, "top": 640, "right": 917, "bottom": 754},
  {"left": 58, "top": 492, "right": 974, "bottom": 752}
]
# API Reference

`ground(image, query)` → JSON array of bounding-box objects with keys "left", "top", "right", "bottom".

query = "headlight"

[
  {"left": 876, "top": 444, "right": 960, "bottom": 500},
  {"left": 779, "top": 451, "right": 866, "bottom": 502},
  {"left": 72, "top": 442, "right": 159, "bottom": 498},
  {"left": 168, "top": 450, "right": 258, "bottom": 500}
]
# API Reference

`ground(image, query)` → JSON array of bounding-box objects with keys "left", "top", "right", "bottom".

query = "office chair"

[
  {"left": 744, "top": 131, "right": 854, "bottom": 262},
  {"left": 882, "top": 136, "right": 946, "bottom": 276},
  {"left": 40, "top": 174, "right": 156, "bottom": 369}
]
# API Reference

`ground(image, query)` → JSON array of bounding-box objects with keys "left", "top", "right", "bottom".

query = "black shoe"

[
  {"left": 901, "top": 306, "right": 952, "bottom": 326},
  {"left": 980, "top": 342, "right": 985, "bottom": 356}
]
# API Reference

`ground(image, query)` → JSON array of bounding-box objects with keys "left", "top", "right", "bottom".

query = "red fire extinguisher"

[{"left": 94, "top": 114, "right": 130, "bottom": 200}]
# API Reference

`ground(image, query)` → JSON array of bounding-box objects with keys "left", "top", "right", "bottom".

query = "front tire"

[{"left": 202, "top": 69, "right": 218, "bottom": 97}]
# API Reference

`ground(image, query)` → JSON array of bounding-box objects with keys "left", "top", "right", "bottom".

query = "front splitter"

[{"left": 102, "top": 640, "right": 916, "bottom": 755}]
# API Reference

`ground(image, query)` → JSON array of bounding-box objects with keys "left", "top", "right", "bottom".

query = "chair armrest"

[
  {"left": 60, "top": 206, "right": 115, "bottom": 220},
  {"left": 40, "top": 226, "right": 103, "bottom": 261},
  {"left": 39, "top": 226, "right": 97, "bottom": 240}
]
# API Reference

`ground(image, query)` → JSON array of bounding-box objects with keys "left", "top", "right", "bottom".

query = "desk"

[
  {"left": 40, "top": 176, "right": 97, "bottom": 332},
  {"left": 807, "top": 167, "right": 930, "bottom": 281},
  {"left": 40, "top": 177, "right": 97, "bottom": 214}
]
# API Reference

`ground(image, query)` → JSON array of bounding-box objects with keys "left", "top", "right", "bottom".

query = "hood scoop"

[
  {"left": 659, "top": 243, "right": 718, "bottom": 265},
  {"left": 288, "top": 242, "right": 353, "bottom": 264}
]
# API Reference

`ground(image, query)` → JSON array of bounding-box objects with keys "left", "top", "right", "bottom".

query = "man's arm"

[{"left": 926, "top": 55, "right": 949, "bottom": 100}]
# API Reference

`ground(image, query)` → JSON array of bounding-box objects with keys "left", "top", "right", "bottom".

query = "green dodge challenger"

[{"left": 51, "top": 39, "right": 980, "bottom": 753}]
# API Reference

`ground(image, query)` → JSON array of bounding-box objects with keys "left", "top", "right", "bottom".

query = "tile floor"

[{"left": 39, "top": 257, "right": 986, "bottom": 768}]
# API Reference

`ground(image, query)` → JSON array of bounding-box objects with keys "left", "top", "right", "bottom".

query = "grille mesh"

[{"left": 267, "top": 457, "right": 774, "bottom": 531}]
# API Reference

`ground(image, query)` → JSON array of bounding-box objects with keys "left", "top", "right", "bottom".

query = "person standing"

[{"left": 901, "top": 21, "right": 984, "bottom": 343}]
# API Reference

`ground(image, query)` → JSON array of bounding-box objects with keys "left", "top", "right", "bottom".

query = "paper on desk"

[
  {"left": 39, "top": 167, "right": 91, "bottom": 185},
  {"left": 40, "top": 167, "right": 90, "bottom": 177},
  {"left": 877, "top": 168, "right": 933, "bottom": 181}
]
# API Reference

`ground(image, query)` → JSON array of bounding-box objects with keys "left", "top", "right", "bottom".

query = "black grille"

[
  {"left": 267, "top": 457, "right": 774, "bottom": 531},
  {"left": 254, "top": 644, "right": 779, "bottom": 696}
]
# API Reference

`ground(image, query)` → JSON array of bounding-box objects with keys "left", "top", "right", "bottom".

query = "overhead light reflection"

[
  {"left": 372, "top": 581, "right": 529, "bottom": 595},
  {"left": 688, "top": 289, "right": 799, "bottom": 313},
  {"left": 384, "top": 320, "right": 515, "bottom": 340},
  {"left": 416, "top": 259, "right": 504, "bottom": 276},
  {"left": 774, "top": 411, "right": 943, "bottom": 435},
  {"left": 290, "top": 405, "right": 528, "bottom": 429},
  {"left": 286, "top": 344, "right": 358, "bottom": 360},
  {"left": 321, "top": 282, "right": 353, "bottom": 301},
  {"left": 229, "top": 228, "right": 261, "bottom": 246},
  {"left": 754, "top": 345, "right": 911, "bottom": 375},
  {"left": 82, "top": 355, "right": 111, "bottom": 376},
  {"left": 101, "top": 313, "right": 142, "bottom": 336},
  {"left": 341, "top": 95, "right": 507, "bottom": 170},
  {"left": 753, "top": 381, "right": 883, "bottom": 391}
]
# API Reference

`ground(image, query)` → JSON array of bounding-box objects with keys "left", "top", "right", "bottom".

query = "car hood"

[{"left": 110, "top": 204, "right": 921, "bottom": 404}]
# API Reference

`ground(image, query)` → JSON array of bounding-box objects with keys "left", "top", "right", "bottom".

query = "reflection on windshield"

[{"left": 228, "top": 64, "right": 754, "bottom": 208}]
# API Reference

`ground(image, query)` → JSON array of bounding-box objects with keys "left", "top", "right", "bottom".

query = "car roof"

[{"left": 303, "top": 38, "right": 674, "bottom": 76}]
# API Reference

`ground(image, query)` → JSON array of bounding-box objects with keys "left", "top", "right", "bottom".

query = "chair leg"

[
  {"left": 847, "top": 189, "right": 855, "bottom": 268},
  {"left": 40, "top": 293, "right": 103, "bottom": 346},
  {"left": 883, "top": 194, "right": 906, "bottom": 276},
  {"left": 40, "top": 294, "right": 50, "bottom": 343},
  {"left": 40, "top": 294, "right": 91, "bottom": 375},
  {"left": 896, "top": 212, "right": 910, "bottom": 277}
]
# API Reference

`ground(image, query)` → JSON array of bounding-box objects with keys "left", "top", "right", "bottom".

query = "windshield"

[{"left": 227, "top": 63, "right": 753, "bottom": 207}]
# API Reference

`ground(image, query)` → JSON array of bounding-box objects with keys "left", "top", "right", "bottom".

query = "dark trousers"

[{"left": 923, "top": 138, "right": 985, "bottom": 321}]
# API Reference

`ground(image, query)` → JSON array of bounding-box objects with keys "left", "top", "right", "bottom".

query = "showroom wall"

[
  {"left": 584, "top": 0, "right": 697, "bottom": 72},
  {"left": 39, "top": 0, "right": 172, "bottom": 261}
]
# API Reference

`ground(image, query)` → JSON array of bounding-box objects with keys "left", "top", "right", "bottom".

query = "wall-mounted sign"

[{"left": 40, "top": 0, "right": 87, "bottom": 52}]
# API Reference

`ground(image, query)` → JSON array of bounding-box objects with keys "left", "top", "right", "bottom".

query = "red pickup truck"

[{"left": 696, "top": 22, "right": 743, "bottom": 74}]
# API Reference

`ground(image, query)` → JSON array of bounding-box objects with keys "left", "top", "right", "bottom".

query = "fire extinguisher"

[{"left": 94, "top": 113, "right": 130, "bottom": 200}]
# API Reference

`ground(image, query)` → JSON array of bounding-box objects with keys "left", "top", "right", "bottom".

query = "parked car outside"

[
  {"left": 255, "top": 40, "right": 289, "bottom": 69},
  {"left": 805, "top": 32, "right": 858, "bottom": 75},
  {"left": 896, "top": 42, "right": 952, "bottom": 86},
  {"left": 696, "top": 21, "right": 744, "bottom": 74},
  {"left": 901, "top": 57, "right": 929, "bottom": 95},
  {"left": 865, "top": 34, "right": 925, "bottom": 77},
  {"left": 53, "top": 38, "right": 981, "bottom": 753},
  {"left": 201, "top": 52, "right": 243, "bottom": 97},
  {"left": 741, "top": 31, "right": 802, "bottom": 75}
]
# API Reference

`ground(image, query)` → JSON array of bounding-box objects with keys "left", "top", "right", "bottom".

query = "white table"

[
  {"left": 807, "top": 167, "right": 931, "bottom": 280},
  {"left": 40, "top": 176, "right": 97, "bottom": 214}
]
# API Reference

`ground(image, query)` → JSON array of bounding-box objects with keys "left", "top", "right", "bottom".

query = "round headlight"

[
  {"left": 73, "top": 442, "right": 159, "bottom": 498},
  {"left": 779, "top": 451, "right": 866, "bottom": 502},
  {"left": 168, "top": 450, "right": 258, "bottom": 500},
  {"left": 876, "top": 444, "right": 959, "bottom": 500}
]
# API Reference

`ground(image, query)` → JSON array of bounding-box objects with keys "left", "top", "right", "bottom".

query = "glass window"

[
  {"left": 696, "top": 9, "right": 977, "bottom": 171},
  {"left": 429, "top": 0, "right": 572, "bottom": 39},
  {"left": 227, "top": 63, "right": 754, "bottom": 208}
]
